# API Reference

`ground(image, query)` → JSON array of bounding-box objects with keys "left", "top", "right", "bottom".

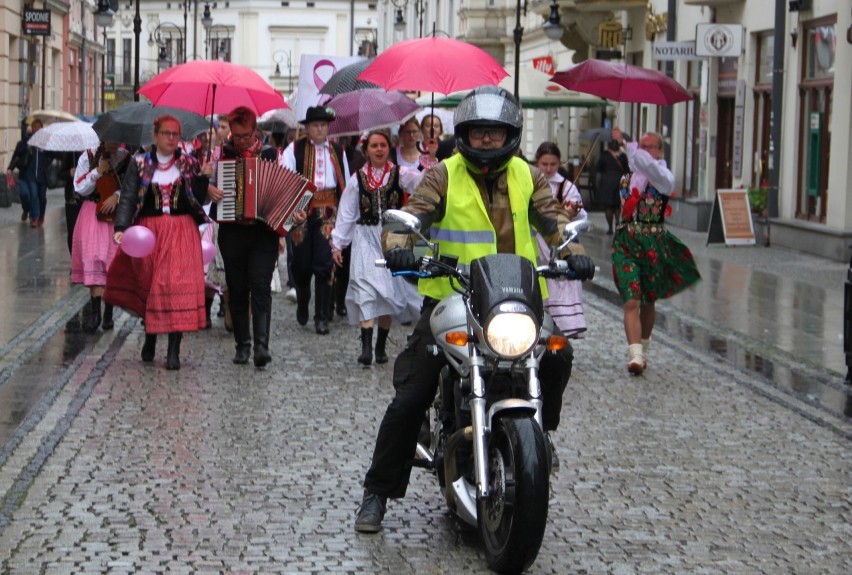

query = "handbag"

[{"left": 6, "top": 172, "right": 15, "bottom": 189}]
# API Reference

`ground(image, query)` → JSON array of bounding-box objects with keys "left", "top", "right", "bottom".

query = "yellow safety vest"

[{"left": 420, "top": 155, "right": 545, "bottom": 300}]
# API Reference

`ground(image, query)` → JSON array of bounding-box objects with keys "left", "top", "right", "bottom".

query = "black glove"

[
  {"left": 567, "top": 255, "right": 595, "bottom": 281},
  {"left": 385, "top": 247, "right": 417, "bottom": 272}
]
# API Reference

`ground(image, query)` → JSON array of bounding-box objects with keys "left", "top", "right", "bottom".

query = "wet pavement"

[{"left": 0, "top": 195, "right": 849, "bottom": 574}]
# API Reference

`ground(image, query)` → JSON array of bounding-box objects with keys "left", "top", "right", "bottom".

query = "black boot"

[
  {"left": 295, "top": 281, "right": 311, "bottom": 326},
  {"left": 232, "top": 312, "right": 252, "bottom": 365},
  {"left": 101, "top": 304, "right": 114, "bottom": 330},
  {"left": 82, "top": 296, "right": 102, "bottom": 333},
  {"left": 358, "top": 327, "right": 373, "bottom": 365},
  {"left": 217, "top": 293, "right": 226, "bottom": 317},
  {"left": 314, "top": 281, "right": 330, "bottom": 335},
  {"left": 375, "top": 327, "right": 390, "bottom": 364},
  {"left": 141, "top": 334, "right": 157, "bottom": 362},
  {"left": 204, "top": 297, "right": 213, "bottom": 330},
  {"left": 166, "top": 332, "right": 182, "bottom": 370},
  {"left": 253, "top": 312, "right": 272, "bottom": 368}
]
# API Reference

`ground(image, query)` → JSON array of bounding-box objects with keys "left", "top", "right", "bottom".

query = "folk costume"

[
  {"left": 212, "top": 138, "right": 281, "bottom": 367},
  {"left": 105, "top": 146, "right": 210, "bottom": 369},
  {"left": 280, "top": 106, "right": 349, "bottom": 335},
  {"left": 331, "top": 161, "right": 424, "bottom": 363},
  {"left": 611, "top": 140, "right": 701, "bottom": 372},
  {"left": 534, "top": 174, "right": 588, "bottom": 338},
  {"left": 72, "top": 145, "right": 132, "bottom": 332}
]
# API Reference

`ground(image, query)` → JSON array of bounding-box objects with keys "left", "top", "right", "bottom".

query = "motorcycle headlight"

[{"left": 484, "top": 310, "right": 538, "bottom": 358}]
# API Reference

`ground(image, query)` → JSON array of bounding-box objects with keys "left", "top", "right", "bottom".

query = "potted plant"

[{"left": 748, "top": 184, "right": 769, "bottom": 245}]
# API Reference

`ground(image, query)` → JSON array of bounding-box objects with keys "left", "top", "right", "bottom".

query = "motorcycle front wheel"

[{"left": 477, "top": 415, "right": 549, "bottom": 574}]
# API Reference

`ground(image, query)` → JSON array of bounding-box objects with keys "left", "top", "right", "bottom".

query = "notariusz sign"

[
  {"left": 653, "top": 41, "right": 702, "bottom": 61},
  {"left": 23, "top": 9, "right": 51, "bottom": 36}
]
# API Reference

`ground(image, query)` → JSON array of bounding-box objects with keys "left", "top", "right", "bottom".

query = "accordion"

[{"left": 215, "top": 158, "right": 315, "bottom": 234}]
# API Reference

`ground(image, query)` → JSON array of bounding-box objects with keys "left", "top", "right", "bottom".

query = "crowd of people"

[{"left": 6, "top": 84, "right": 700, "bottom": 537}]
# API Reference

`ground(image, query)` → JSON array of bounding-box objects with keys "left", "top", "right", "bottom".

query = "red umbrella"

[
  {"left": 138, "top": 60, "right": 286, "bottom": 116},
  {"left": 549, "top": 59, "right": 691, "bottom": 106},
  {"left": 356, "top": 37, "right": 508, "bottom": 95},
  {"left": 326, "top": 89, "right": 421, "bottom": 137}
]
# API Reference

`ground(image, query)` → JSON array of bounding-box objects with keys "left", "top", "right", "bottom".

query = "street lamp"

[
  {"left": 513, "top": 0, "right": 527, "bottom": 100},
  {"left": 390, "top": 0, "right": 426, "bottom": 38},
  {"left": 148, "top": 22, "right": 184, "bottom": 67},
  {"left": 273, "top": 50, "right": 293, "bottom": 93},
  {"left": 202, "top": 3, "right": 213, "bottom": 31},
  {"left": 541, "top": 0, "right": 564, "bottom": 41},
  {"left": 94, "top": 0, "right": 115, "bottom": 27}
]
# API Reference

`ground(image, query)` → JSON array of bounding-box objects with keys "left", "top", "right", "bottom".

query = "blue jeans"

[{"left": 17, "top": 179, "right": 37, "bottom": 220}]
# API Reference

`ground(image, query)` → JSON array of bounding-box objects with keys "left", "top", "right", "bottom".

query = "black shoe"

[
  {"left": 354, "top": 491, "right": 387, "bottom": 533},
  {"left": 101, "top": 304, "right": 114, "bottom": 331},
  {"left": 546, "top": 432, "right": 560, "bottom": 472},
  {"left": 315, "top": 319, "right": 329, "bottom": 335},
  {"left": 337, "top": 304, "right": 348, "bottom": 317},
  {"left": 141, "top": 334, "right": 157, "bottom": 362},
  {"left": 374, "top": 327, "right": 389, "bottom": 364},
  {"left": 233, "top": 344, "right": 251, "bottom": 365},
  {"left": 82, "top": 296, "right": 102, "bottom": 333},
  {"left": 217, "top": 294, "right": 226, "bottom": 317},
  {"left": 165, "top": 332, "right": 182, "bottom": 371},
  {"left": 358, "top": 327, "right": 373, "bottom": 366}
]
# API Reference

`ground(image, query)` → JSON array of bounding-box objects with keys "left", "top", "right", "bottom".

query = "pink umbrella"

[
  {"left": 138, "top": 60, "right": 287, "bottom": 116},
  {"left": 356, "top": 37, "right": 508, "bottom": 95},
  {"left": 326, "top": 89, "right": 421, "bottom": 137},
  {"left": 549, "top": 59, "right": 691, "bottom": 106}
]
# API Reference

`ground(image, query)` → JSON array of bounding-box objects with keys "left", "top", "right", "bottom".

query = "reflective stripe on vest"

[{"left": 420, "top": 155, "right": 545, "bottom": 300}]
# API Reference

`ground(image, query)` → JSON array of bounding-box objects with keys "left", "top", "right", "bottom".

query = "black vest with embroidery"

[
  {"left": 293, "top": 139, "right": 345, "bottom": 198},
  {"left": 356, "top": 166, "right": 404, "bottom": 226}
]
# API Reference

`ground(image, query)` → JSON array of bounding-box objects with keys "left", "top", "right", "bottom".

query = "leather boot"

[
  {"left": 358, "top": 327, "right": 373, "bottom": 365},
  {"left": 101, "top": 304, "right": 114, "bottom": 330},
  {"left": 253, "top": 312, "right": 272, "bottom": 368},
  {"left": 166, "top": 332, "right": 182, "bottom": 371},
  {"left": 375, "top": 327, "right": 390, "bottom": 364},
  {"left": 232, "top": 312, "right": 252, "bottom": 364},
  {"left": 223, "top": 291, "right": 233, "bottom": 332},
  {"left": 314, "top": 281, "right": 330, "bottom": 335},
  {"left": 204, "top": 297, "right": 213, "bottom": 330},
  {"left": 82, "top": 296, "right": 102, "bottom": 333},
  {"left": 141, "top": 334, "right": 157, "bottom": 362},
  {"left": 336, "top": 282, "right": 348, "bottom": 317},
  {"left": 295, "top": 281, "right": 311, "bottom": 326}
]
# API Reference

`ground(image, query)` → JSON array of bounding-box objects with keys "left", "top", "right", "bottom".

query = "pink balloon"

[
  {"left": 122, "top": 225, "right": 156, "bottom": 258},
  {"left": 201, "top": 239, "right": 216, "bottom": 265}
]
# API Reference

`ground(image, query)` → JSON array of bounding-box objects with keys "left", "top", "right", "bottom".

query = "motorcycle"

[{"left": 379, "top": 209, "right": 592, "bottom": 574}]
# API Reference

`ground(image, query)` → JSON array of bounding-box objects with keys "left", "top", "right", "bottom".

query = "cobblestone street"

[{"left": 0, "top": 283, "right": 849, "bottom": 574}]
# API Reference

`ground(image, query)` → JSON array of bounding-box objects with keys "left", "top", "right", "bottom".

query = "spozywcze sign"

[{"left": 23, "top": 9, "right": 51, "bottom": 36}]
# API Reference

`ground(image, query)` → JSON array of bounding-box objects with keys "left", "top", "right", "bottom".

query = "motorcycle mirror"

[
  {"left": 552, "top": 219, "right": 592, "bottom": 259},
  {"left": 382, "top": 209, "right": 440, "bottom": 256},
  {"left": 382, "top": 209, "right": 420, "bottom": 233}
]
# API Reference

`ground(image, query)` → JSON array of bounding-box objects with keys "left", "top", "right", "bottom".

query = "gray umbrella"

[
  {"left": 93, "top": 102, "right": 211, "bottom": 148},
  {"left": 318, "top": 58, "right": 380, "bottom": 97}
]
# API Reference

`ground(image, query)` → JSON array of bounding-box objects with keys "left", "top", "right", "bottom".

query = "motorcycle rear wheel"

[{"left": 477, "top": 415, "right": 549, "bottom": 574}]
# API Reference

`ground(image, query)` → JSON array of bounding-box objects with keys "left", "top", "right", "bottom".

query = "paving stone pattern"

[{"left": 0, "top": 289, "right": 850, "bottom": 574}]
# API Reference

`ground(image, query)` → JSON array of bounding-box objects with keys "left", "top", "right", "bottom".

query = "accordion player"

[{"left": 213, "top": 157, "right": 315, "bottom": 235}]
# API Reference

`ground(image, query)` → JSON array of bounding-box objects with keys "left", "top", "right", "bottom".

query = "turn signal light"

[
  {"left": 546, "top": 335, "right": 568, "bottom": 351},
  {"left": 445, "top": 331, "right": 468, "bottom": 346}
]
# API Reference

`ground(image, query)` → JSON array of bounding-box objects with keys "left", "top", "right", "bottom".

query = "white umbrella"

[{"left": 28, "top": 121, "right": 100, "bottom": 152}]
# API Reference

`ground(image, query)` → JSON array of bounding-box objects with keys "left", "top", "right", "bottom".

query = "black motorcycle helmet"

[{"left": 454, "top": 85, "right": 523, "bottom": 173}]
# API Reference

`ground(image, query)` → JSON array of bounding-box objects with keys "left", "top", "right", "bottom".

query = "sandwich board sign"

[{"left": 706, "top": 189, "right": 756, "bottom": 246}]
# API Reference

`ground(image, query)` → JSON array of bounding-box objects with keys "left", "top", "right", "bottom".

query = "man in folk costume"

[
  {"left": 207, "top": 106, "right": 306, "bottom": 368},
  {"left": 280, "top": 106, "right": 349, "bottom": 335}
]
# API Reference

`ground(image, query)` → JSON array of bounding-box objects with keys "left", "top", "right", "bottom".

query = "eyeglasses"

[
  {"left": 469, "top": 127, "right": 507, "bottom": 140},
  {"left": 231, "top": 132, "right": 254, "bottom": 141},
  {"left": 158, "top": 130, "right": 181, "bottom": 139}
]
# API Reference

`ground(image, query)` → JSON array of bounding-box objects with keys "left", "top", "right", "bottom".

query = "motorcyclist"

[{"left": 354, "top": 86, "right": 596, "bottom": 533}]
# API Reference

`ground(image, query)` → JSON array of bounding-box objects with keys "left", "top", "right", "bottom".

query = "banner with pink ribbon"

[{"left": 295, "top": 54, "right": 366, "bottom": 124}]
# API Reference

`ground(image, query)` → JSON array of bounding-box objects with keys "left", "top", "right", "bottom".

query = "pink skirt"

[
  {"left": 71, "top": 202, "right": 118, "bottom": 287},
  {"left": 104, "top": 214, "right": 206, "bottom": 334}
]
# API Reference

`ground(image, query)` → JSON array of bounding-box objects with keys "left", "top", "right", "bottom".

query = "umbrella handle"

[
  {"left": 574, "top": 133, "right": 600, "bottom": 184},
  {"left": 206, "top": 84, "right": 218, "bottom": 163}
]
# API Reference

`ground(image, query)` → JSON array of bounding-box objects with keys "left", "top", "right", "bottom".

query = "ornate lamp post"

[
  {"left": 273, "top": 50, "right": 293, "bottom": 93},
  {"left": 148, "top": 22, "right": 185, "bottom": 69}
]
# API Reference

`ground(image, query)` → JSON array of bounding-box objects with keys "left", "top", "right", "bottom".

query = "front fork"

[{"left": 470, "top": 352, "right": 543, "bottom": 499}]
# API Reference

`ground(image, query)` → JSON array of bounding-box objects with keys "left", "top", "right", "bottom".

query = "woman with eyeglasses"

[
  {"left": 395, "top": 118, "right": 422, "bottom": 170},
  {"left": 331, "top": 129, "right": 424, "bottom": 366},
  {"left": 610, "top": 127, "right": 701, "bottom": 375},
  {"left": 105, "top": 114, "right": 213, "bottom": 371}
]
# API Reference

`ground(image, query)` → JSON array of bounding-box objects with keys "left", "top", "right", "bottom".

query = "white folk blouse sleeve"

[
  {"left": 73, "top": 151, "right": 98, "bottom": 197},
  {"left": 331, "top": 173, "right": 361, "bottom": 251}
]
